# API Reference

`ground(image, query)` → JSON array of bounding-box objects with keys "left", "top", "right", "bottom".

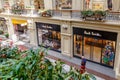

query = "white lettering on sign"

[
  {"left": 84, "top": 30, "right": 102, "bottom": 37},
  {"left": 84, "top": 31, "right": 91, "bottom": 35}
]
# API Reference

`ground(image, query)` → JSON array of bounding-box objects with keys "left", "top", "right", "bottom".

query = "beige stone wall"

[
  {"left": 72, "top": 0, "right": 84, "bottom": 10},
  {"left": 44, "top": 0, "right": 53, "bottom": 10},
  {"left": 61, "top": 21, "right": 72, "bottom": 56},
  {"left": 0, "top": 13, "right": 120, "bottom": 79},
  {"left": 112, "top": 0, "right": 120, "bottom": 11}
]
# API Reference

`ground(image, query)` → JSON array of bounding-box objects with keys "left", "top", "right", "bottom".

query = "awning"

[{"left": 12, "top": 19, "right": 27, "bottom": 24}]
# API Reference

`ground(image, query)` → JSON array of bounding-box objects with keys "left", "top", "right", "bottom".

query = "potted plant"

[
  {"left": 0, "top": 30, "right": 3, "bottom": 35},
  {"left": 38, "top": 9, "right": 52, "bottom": 17},
  {"left": 4, "top": 33, "right": 9, "bottom": 38},
  {"left": 94, "top": 10, "right": 106, "bottom": 20},
  {"left": 81, "top": 10, "right": 106, "bottom": 21},
  {"left": 81, "top": 10, "right": 94, "bottom": 19}
]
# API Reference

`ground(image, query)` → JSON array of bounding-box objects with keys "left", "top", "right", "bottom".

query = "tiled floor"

[{"left": 17, "top": 43, "right": 117, "bottom": 80}]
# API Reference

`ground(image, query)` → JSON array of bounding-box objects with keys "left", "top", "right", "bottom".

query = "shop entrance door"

[{"left": 84, "top": 37, "right": 102, "bottom": 63}]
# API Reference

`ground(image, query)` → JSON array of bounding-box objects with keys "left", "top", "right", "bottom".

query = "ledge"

[
  {"left": 0, "top": 13, "right": 120, "bottom": 28},
  {"left": 61, "top": 33, "right": 72, "bottom": 36}
]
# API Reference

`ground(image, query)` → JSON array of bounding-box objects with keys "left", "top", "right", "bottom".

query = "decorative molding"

[{"left": 61, "top": 33, "right": 72, "bottom": 36}]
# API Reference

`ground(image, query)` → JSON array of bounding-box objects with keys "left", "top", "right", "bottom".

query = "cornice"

[{"left": 0, "top": 13, "right": 120, "bottom": 29}]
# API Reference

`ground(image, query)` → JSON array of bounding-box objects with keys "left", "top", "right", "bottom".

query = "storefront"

[
  {"left": 12, "top": 19, "right": 30, "bottom": 43},
  {"left": 0, "top": 17, "right": 7, "bottom": 33},
  {"left": 36, "top": 22, "right": 61, "bottom": 52},
  {"left": 73, "top": 27, "right": 117, "bottom": 67}
]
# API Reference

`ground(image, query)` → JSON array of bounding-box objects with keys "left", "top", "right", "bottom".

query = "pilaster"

[
  {"left": 61, "top": 21, "right": 72, "bottom": 57},
  {"left": 5, "top": 17, "right": 14, "bottom": 39},
  {"left": 27, "top": 19, "right": 38, "bottom": 46}
]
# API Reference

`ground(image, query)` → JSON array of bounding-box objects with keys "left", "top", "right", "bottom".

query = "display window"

[
  {"left": 12, "top": 19, "right": 30, "bottom": 43},
  {"left": 73, "top": 27, "right": 117, "bottom": 67},
  {"left": 102, "top": 40, "right": 115, "bottom": 66},
  {"left": 0, "top": 18, "right": 8, "bottom": 33},
  {"left": 84, "top": 37, "right": 102, "bottom": 62},
  {"left": 55, "top": 0, "right": 72, "bottom": 10},
  {"left": 74, "top": 35, "right": 83, "bottom": 57},
  {"left": 36, "top": 22, "right": 61, "bottom": 52}
]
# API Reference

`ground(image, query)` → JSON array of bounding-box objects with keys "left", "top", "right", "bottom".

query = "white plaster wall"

[
  {"left": 44, "top": 0, "right": 53, "bottom": 9},
  {"left": 24, "top": 0, "right": 31, "bottom": 8},
  {"left": 0, "top": 0, "right": 2, "bottom": 8},
  {"left": 112, "top": 0, "right": 120, "bottom": 11},
  {"left": 8, "top": 0, "right": 14, "bottom": 7},
  {"left": 7, "top": 17, "right": 15, "bottom": 39},
  {"left": 72, "top": 0, "right": 83, "bottom": 10}
]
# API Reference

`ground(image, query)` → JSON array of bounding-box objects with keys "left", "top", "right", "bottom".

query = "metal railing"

[
  {"left": 1, "top": 9, "right": 120, "bottom": 21},
  {"left": 52, "top": 10, "right": 62, "bottom": 17},
  {"left": 105, "top": 11, "right": 120, "bottom": 21}
]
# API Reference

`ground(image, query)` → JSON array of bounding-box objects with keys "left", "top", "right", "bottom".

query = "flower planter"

[
  {"left": 38, "top": 10, "right": 52, "bottom": 17},
  {"left": 81, "top": 10, "right": 106, "bottom": 21}
]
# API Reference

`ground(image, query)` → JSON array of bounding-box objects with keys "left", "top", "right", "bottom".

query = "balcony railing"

[
  {"left": 1, "top": 9, "right": 39, "bottom": 17},
  {"left": 0, "top": 9, "right": 120, "bottom": 22},
  {"left": 105, "top": 11, "right": 120, "bottom": 21}
]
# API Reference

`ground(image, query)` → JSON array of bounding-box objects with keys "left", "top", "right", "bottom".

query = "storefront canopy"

[{"left": 12, "top": 19, "right": 27, "bottom": 24}]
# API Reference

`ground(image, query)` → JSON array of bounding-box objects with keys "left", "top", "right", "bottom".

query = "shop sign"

[
  {"left": 41, "top": 25, "right": 52, "bottom": 29},
  {"left": 84, "top": 30, "right": 102, "bottom": 37},
  {"left": 73, "top": 27, "right": 117, "bottom": 41},
  {"left": 36, "top": 22, "right": 60, "bottom": 31}
]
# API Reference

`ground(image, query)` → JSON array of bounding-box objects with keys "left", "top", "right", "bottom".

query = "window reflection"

[
  {"left": 102, "top": 40, "right": 115, "bottom": 66},
  {"left": 37, "top": 24, "right": 61, "bottom": 52},
  {"left": 73, "top": 27, "right": 117, "bottom": 67},
  {"left": 74, "top": 35, "right": 82, "bottom": 57}
]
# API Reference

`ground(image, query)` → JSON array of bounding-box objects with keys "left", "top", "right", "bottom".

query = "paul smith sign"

[
  {"left": 41, "top": 25, "right": 53, "bottom": 29},
  {"left": 84, "top": 31, "right": 102, "bottom": 37}
]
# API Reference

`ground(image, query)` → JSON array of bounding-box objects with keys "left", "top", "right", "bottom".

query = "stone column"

[
  {"left": 104, "top": 0, "right": 108, "bottom": 10},
  {"left": 27, "top": 19, "right": 37, "bottom": 46},
  {"left": 5, "top": 17, "right": 15, "bottom": 39},
  {"left": 112, "top": 0, "right": 120, "bottom": 11},
  {"left": 0, "top": 0, "right": 2, "bottom": 8},
  {"left": 114, "top": 32, "right": 120, "bottom": 79},
  {"left": 61, "top": 21, "right": 72, "bottom": 57},
  {"left": 116, "top": 42, "right": 120, "bottom": 80}
]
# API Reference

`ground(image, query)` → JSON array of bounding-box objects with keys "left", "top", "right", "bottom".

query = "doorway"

[{"left": 84, "top": 37, "right": 102, "bottom": 63}]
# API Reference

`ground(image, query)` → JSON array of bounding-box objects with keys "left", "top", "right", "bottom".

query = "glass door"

[{"left": 84, "top": 37, "right": 102, "bottom": 63}]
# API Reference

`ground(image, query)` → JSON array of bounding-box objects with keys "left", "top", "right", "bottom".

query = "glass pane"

[
  {"left": 102, "top": 40, "right": 115, "bottom": 67},
  {"left": 84, "top": 37, "right": 91, "bottom": 60},
  {"left": 92, "top": 38, "right": 102, "bottom": 62},
  {"left": 74, "top": 35, "right": 82, "bottom": 57},
  {"left": 37, "top": 27, "right": 61, "bottom": 52},
  {"left": 84, "top": 37, "right": 102, "bottom": 63}
]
